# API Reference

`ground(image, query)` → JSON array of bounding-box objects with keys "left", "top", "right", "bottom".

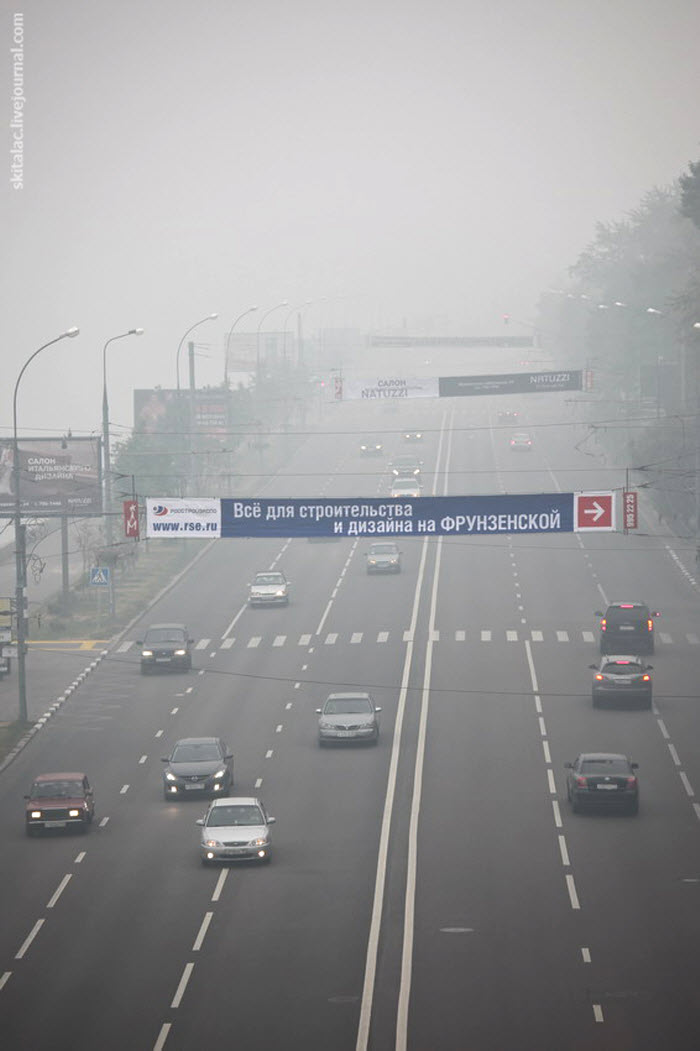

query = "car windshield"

[
  {"left": 31, "top": 780, "right": 83, "bottom": 798},
  {"left": 324, "top": 697, "right": 372, "bottom": 714},
  {"left": 393, "top": 484, "right": 417, "bottom": 493},
  {"left": 602, "top": 661, "right": 643, "bottom": 674},
  {"left": 580, "top": 758, "right": 631, "bottom": 775},
  {"left": 207, "top": 805, "right": 264, "bottom": 827},
  {"left": 370, "top": 544, "right": 398, "bottom": 554},
  {"left": 253, "top": 574, "right": 284, "bottom": 585},
  {"left": 607, "top": 607, "right": 647, "bottom": 623},
  {"left": 171, "top": 743, "right": 221, "bottom": 763},
  {"left": 145, "top": 628, "right": 186, "bottom": 644}
]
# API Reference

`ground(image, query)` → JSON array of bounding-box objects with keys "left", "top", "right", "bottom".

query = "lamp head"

[
  {"left": 130, "top": 328, "right": 144, "bottom": 336},
  {"left": 65, "top": 327, "right": 80, "bottom": 338}
]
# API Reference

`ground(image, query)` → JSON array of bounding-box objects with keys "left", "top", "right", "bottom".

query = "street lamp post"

[
  {"left": 102, "top": 329, "right": 143, "bottom": 553},
  {"left": 255, "top": 300, "right": 288, "bottom": 391},
  {"left": 224, "top": 306, "right": 258, "bottom": 387},
  {"left": 176, "top": 314, "right": 218, "bottom": 391},
  {"left": 13, "top": 327, "right": 80, "bottom": 723},
  {"left": 282, "top": 300, "right": 312, "bottom": 368}
]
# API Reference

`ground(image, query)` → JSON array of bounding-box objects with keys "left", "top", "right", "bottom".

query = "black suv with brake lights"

[{"left": 595, "top": 602, "right": 659, "bottom": 655}]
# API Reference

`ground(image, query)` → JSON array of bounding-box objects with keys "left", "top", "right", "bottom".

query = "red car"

[{"left": 25, "top": 772, "right": 95, "bottom": 835}]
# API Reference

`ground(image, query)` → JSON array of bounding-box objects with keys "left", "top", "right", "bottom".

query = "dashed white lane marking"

[
  {"left": 688, "top": 633, "right": 700, "bottom": 645},
  {"left": 659, "top": 632, "right": 672, "bottom": 644},
  {"left": 15, "top": 919, "right": 44, "bottom": 959},
  {"left": 185, "top": 687, "right": 193, "bottom": 694},
  {"left": 192, "top": 912, "right": 213, "bottom": 951},
  {"left": 171, "top": 962, "right": 194, "bottom": 1008},
  {"left": 694, "top": 804, "right": 700, "bottom": 821},
  {"left": 211, "top": 869, "right": 228, "bottom": 902},
  {"left": 552, "top": 801, "right": 562, "bottom": 827},
  {"left": 221, "top": 637, "right": 235, "bottom": 649},
  {"left": 294, "top": 682, "right": 300, "bottom": 689},
  {"left": 377, "top": 631, "right": 389, "bottom": 643},
  {"left": 139, "top": 755, "right": 148, "bottom": 764},
  {"left": 534, "top": 695, "right": 542, "bottom": 714},
  {"left": 566, "top": 874, "right": 581, "bottom": 910},
  {"left": 581, "top": 947, "right": 591, "bottom": 963},
  {"left": 299, "top": 634, "right": 312, "bottom": 646},
  {"left": 155, "top": 730, "right": 164, "bottom": 738},
  {"left": 275, "top": 724, "right": 283, "bottom": 733},
  {"left": 455, "top": 630, "right": 465, "bottom": 641},
  {"left": 538, "top": 716, "right": 547, "bottom": 737},
  {"left": 351, "top": 632, "right": 363, "bottom": 644},
  {"left": 247, "top": 636, "right": 261, "bottom": 648},
  {"left": 265, "top": 749, "right": 273, "bottom": 759},
  {"left": 255, "top": 777, "right": 263, "bottom": 788},
  {"left": 286, "top": 702, "right": 293, "bottom": 709},
  {"left": 74, "top": 851, "right": 86, "bottom": 864},
  {"left": 47, "top": 874, "right": 72, "bottom": 909},
  {"left": 99, "top": 816, "right": 109, "bottom": 828},
  {"left": 116, "top": 641, "right": 132, "bottom": 653},
  {"left": 531, "top": 630, "right": 543, "bottom": 642},
  {"left": 582, "top": 630, "right": 595, "bottom": 643},
  {"left": 668, "top": 744, "right": 681, "bottom": 766},
  {"left": 153, "top": 1022, "right": 171, "bottom": 1050},
  {"left": 680, "top": 772, "right": 695, "bottom": 797},
  {"left": 195, "top": 639, "right": 209, "bottom": 650},
  {"left": 556, "top": 630, "right": 569, "bottom": 642},
  {"left": 171, "top": 707, "right": 179, "bottom": 715},
  {"left": 120, "top": 785, "right": 129, "bottom": 794},
  {"left": 325, "top": 633, "right": 338, "bottom": 645},
  {"left": 506, "top": 630, "right": 518, "bottom": 641},
  {"left": 657, "top": 719, "right": 670, "bottom": 740},
  {"left": 547, "top": 769, "right": 557, "bottom": 794},
  {"left": 558, "top": 836, "right": 570, "bottom": 867},
  {"left": 273, "top": 635, "right": 286, "bottom": 647},
  {"left": 542, "top": 741, "right": 552, "bottom": 764},
  {"left": 0, "top": 971, "right": 11, "bottom": 991},
  {"left": 593, "top": 1004, "right": 604, "bottom": 1023}
]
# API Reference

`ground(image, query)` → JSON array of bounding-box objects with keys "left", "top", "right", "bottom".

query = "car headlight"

[
  {"left": 164, "top": 772, "right": 177, "bottom": 781},
  {"left": 204, "top": 838, "right": 222, "bottom": 848},
  {"left": 173, "top": 648, "right": 186, "bottom": 656},
  {"left": 30, "top": 810, "right": 42, "bottom": 819},
  {"left": 141, "top": 649, "right": 153, "bottom": 657},
  {"left": 368, "top": 559, "right": 377, "bottom": 565},
  {"left": 319, "top": 720, "right": 333, "bottom": 729},
  {"left": 276, "top": 590, "right": 285, "bottom": 596},
  {"left": 212, "top": 768, "right": 227, "bottom": 779},
  {"left": 69, "top": 809, "right": 80, "bottom": 818},
  {"left": 251, "top": 836, "right": 269, "bottom": 847}
]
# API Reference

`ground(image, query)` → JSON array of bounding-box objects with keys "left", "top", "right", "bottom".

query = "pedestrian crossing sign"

[{"left": 89, "top": 567, "right": 111, "bottom": 586}]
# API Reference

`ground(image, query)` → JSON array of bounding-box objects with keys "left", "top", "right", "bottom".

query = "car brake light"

[
  {"left": 617, "top": 660, "right": 630, "bottom": 664},
  {"left": 576, "top": 776, "right": 587, "bottom": 786},
  {"left": 627, "top": 776, "right": 637, "bottom": 786},
  {"left": 595, "top": 674, "right": 603, "bottom": 681},
  {"left": 619, "top": 604, "right": 634, "bottom": 608},
  {"left": 647, "top": 619, "right": 653, "bottom": 631},
  {"left": 642, "top": 674, "right": 650, "bottom": 682},
  {"left": 600, "top": 619, "right": 607, "bottom": 631}
]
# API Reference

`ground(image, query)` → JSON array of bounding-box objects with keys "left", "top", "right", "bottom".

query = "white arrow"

[{"left": 583, "top": 501, "right": 606, "bottom": 522}]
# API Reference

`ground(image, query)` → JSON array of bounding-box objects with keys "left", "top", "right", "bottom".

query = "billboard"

[
  {"left": 340, "top": 376, "right": 440, "bottom": 400},
  {"left": 134, "top": 389, "right": 229, "bottom": 435},
  {"left": 0, "top": 436, "right": 102, "bottom": 517},
  {"left": 439, "top": 370, "right": 582, "bottom": 397}
]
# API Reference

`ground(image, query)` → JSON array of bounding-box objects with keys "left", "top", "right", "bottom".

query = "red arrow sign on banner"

[{"left": 574, "top": 491, "right": 614, "bottom": 531}]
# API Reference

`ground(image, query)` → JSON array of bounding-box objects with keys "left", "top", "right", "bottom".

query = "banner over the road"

[
  {"left": 146, "top": 492, "right": 616, "bottom": 538},
  {"left": 340, "top": 376, "right": 439, "bottom": 401},
  {"left": 439, "top": 370, "right": 582, "bottom": 397}
]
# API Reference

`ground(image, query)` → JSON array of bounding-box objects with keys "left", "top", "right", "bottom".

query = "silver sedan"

[
  {"left": 317, "top": 692, "right": 381, "bottom": 745},
  {"left": 197, "top": 797, "right": 275, "bottom": 865}
]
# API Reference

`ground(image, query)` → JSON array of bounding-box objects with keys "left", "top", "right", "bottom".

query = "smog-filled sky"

[{"left": 3, "top": 0, "right": 699, "bottom": 437}]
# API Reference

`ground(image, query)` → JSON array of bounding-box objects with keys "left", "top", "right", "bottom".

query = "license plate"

[
  {"left": 184, "top": 783, "right": 204, "bottom": 790},
  {"left": 596, "top": 784, "right": 618, "bottom": 790},
  {"left": 44, "top": 819, "right": 67, "bottom": 827},
  {"left": 619, "top": 625, "right": 634, "bottom": 631},
  {"left": 156, "top": 657, "right": 171, "bottom": 663},
  {"left": 334, "top": 730, "right": 355, "bottom": 737}
]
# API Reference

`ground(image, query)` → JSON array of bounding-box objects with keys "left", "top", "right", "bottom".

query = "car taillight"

[
  {"left": 600, "top": 619, "right": 607, "bottom": 631},
  {"left": 647, "top": 619, "right": 653, "bottom": 631},
  {"left": 642, "top": 674, "right": 650, "bottom": 682},
  {"left": 595, "top": 674, "right": 604, "bottom": 681},
  {"left": 576, "top": 776, "right": 587, "bottom": 786},
  {"left": 627, "top": 777, "right": 637, "bottom": 786}
]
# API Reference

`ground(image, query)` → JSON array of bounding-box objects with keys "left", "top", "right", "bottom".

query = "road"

[{"left": 1, "top": 365, "right": 700, "bottom": 1050}]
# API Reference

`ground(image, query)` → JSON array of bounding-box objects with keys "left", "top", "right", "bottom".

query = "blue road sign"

[{"left": 89, "top": 566, "right": 111, "bottom": 586}]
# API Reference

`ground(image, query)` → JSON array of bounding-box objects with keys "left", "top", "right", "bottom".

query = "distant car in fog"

[
  {"left": 248, "top": 571, "right": 290, "bottom": 607},
  {"left": 366, "top": 541, "right": 402, "bottom": 573},
  {"left": 565, "top": 753, "right": 639, "bottom": 814},
  {"left": 403, "top": 430, "right": 423, "bottom": 442},
  {"left": 360, "top": 438, "right": 384, "bottom": 456},
  {"left": 138, "top": 623, "right": 193, "bottom": 673},
  {"left": 25, "top": 772, "right": 95, "bottom": 834},
  {"left": 317, "top": 692, "right": 381, "bottom": 745},
  {"left": 498, "top": 409, "right": 519, "bottom": 422},
  {"left": 589, "top": 656, "right": 653, "bottom": 709},
  {"left": 197, "top": 796, "right": 275, "bottom": 864},
  {"left": 390, "top": 455, "right": 422, "bottom": 477},
  {"left": 595, "top": 602, "right": 659, "bottom": 655},
  {"left": 162, "top": 737, "right": 233, "bottom": 800},
  {"left": 509, "top": 431, "right": 532, "bottom": 450},
  {"left": 391, "top": 478, "right": 421, "bottom": 498}
]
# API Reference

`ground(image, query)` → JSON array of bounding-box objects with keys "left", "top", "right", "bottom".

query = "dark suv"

[{"left": 595, "top": 602, "right": 659, "bottom": 655}]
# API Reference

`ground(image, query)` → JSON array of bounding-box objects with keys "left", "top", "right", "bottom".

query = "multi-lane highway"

[{"left": 2, "top": 374, "right": 700, "bottom": 1050}]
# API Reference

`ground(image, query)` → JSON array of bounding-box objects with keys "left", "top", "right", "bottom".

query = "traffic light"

[{"left": 503, "top": 313, "right": 510, "bottom": 325}]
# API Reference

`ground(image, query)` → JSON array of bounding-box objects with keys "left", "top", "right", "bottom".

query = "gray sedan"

[
  {"left": 317, "top": 692, "right": 381, "bottom": 745},
  {"left": 197, "top": 796, "right": 275, "bottom": 865}
]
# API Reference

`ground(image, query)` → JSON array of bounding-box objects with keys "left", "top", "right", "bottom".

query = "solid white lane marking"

[
  {"left": 325, "top": 633, "right": 338, "bottom": 645},
  {"left": 316, "top": 600, "right": 333, "bottom": 636},
  {"left": 192, "top": 912, "right": 213, "bottom": 951},
  {"left": 0, "top": 971, "right": 11, "bottom": 991},
  {"left": 153, "top": 1022, "right": 172, "bottom": 1050},
  {"left": 294, "top": 682, "right": 300, "bottom": 689},
  {"left": 222, "top": 603, "right": 248, "bottom": 639},
  {"left": 47, "top": 874, "right": 72, "bottom": 909},
  {"left": 481, "top": 630, "right": 491, "bottom": 641},
  {"left": 377, "top": 631, "right": 389, "bottom": 643},
  {"left": 455, "top": 630, "right": 465, "bottom": 641},
  {"left": 74, "top": 852, "right": 86, "bottom": 864},
  {"left": 299, "top": 634, "right": 312, "bottom": 646},
  {"left": 15, "top": 919, "right": 44, "bottom": 959},
  {"left": 581, "top": 631, "right": 595, "bottom": 643},
  {"left": 211, "top": 869, "right": 228, "bottom": 903},
  {"left": 558, "top": 835, "right": 570, "bottom": 867},
  {"left": 221, "top": 637, "right": 235, "bottom": 649},
  {"left": 195, "top": 639, "right": 209, "bottom": 650},
  {"left": 668, "top": 744, "right": 681, "bottom": 766},
  {"left": 265, "top": 749, "right": 273, "bottom": 759},
  {"left": 566, "top": 874, "right": 581, "bottom": 909},
  {"left": 275, "top": 724, "right": 283, "bottom": 733},
  {"left": 552, "top": 800, "right": 562, "bottom": 827},
  {"left": 120, "top": 785, "right": 129, "bottom": 794},
  {"left": 247, "top": 637, "right": 261, "bottom": 649},
  {"left": 116, "top": 641, "right": 132, "bottom": 653},
  {"left": 186, "top": 687, "right": 193, "bottom": 694},
  {"left": 542, "top": 741, "right": 552, "bottom": 763},
  {"left": 331, "top": 588, "right": 338, "bottom": 598},
  {"left": 351, "top": 632, "right": 363, "bottom": 644},
  {"left": 155, "top": 730, "right": 163, "bottom": 738},
  {"left": 547, "top": 769, "right": 557, "bottom": 794},
  {"left": 531, "top": 630, "right": 543, "bottom": 642},
  {"left": 285, "top": 702, "right": 293, "bottom": 709},
  {"left": 593, "top": 1004, "right": 604, "bottom": 1023},
  {"left": 255, "top": 777, "right": 263, "bottom": 788},
  {"left": 99, "top": 816, "right": 109, "bottom": 827},
  {"left": 273, "top": 635, "right": 286, "bottom": 647},
  {"left": 301, "top": 663, "right": 308, "bottom": 670},
  {"left": 538, "top": 716, "right": 547, "bottom": 737},
  {"left": 657, "top": 719, "right": 670, "bottom": 740},
  {"left": 659, "top": 632, "right": 672, "bottom": 644},
  {"left": 171, "top": 962, "right": 194, "bottom": 1008},
  {"left": 139, "top": 755, "right": 147, "bottom": 764},
  {"left": 506, "top": 630, "right": 518, "bottom": 641},
  {"left": 680, "top": 772, "right": 695, "bottom": 797},
  {"left": 582, "top": 947, "right": 591, "bottom": 963}
]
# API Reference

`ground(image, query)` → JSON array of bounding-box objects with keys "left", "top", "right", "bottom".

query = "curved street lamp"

[
  {"left": 224, "top": 306, "right": 258, "bottom": 387},
  {"left": 102, "top": 329, "right": 143, "bottom": 550},
  {"left": 256, "top": 300, "right": 288, "bottom": 388},
  {"left": 13, "top": 327, "right": 80, "bottom": 722},
  {"left": 176, "top": 313, "right": 218, "bottom": 391}
]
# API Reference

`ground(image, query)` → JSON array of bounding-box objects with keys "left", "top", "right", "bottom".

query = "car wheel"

[{"left": 571, "top": 795, "right": 581, "bottom": 813}]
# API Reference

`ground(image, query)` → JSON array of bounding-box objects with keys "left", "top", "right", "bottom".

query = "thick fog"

[{"left": 2, "top": 0, "right": 699, "bottom": 437}]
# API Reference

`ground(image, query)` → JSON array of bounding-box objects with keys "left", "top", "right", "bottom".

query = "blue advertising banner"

[{"left": 219, "top": 493, "right": 574, "bottom": 538}]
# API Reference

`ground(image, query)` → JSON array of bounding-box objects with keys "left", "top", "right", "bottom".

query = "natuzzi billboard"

[{"left": 0, "top": 436, "right": 102, "bottom": 516}]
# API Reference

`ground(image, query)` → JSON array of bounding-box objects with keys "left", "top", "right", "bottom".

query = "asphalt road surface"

[{"left": 2, "top": 376, "right": 700, "bottom": 1050}]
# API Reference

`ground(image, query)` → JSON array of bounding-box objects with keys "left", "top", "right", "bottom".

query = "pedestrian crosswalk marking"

[
  {"left": 273, "top": 635, "right": 286, "bottom": 647},
  {"left": 325, "top": 633, "right": 338, "bottom": 645},
  {"left": 195, "top": 639, "right": 209, "bottom": 650},
  {"left": 377, "top": 631, "right": 389, "bottom": 643},
  {"left": 556, "top": 631, "right": 569, "bottom": 642},
  {"left": 247, "top": 637, "right": 261, "bottom": 648},
  {"left": 455, "top": 630, "right": 465, "bottom": 641},
  {"left": 298, "top": 634, "right": 312, "bottom": 646},
  {"left": 403, "top": 630, "right": 414, "bottom": 642},
  {"left": 531, "top": 631, "right": 543, "bottom": 642},
  {"left": 658, "top": 632, "right": 672, "bottom": 644},
  {"left": 351, "top": 633, "right": 363, "bottom": 644},
  {"left": 506, "top": 630, "right": 518, "bottom": 642},
  {"left": 117, "top": 641, "right": 132, "bottom": 653},
  {"left": 688, "top": 634, "right": 699, "bottom": 645},
  {"left": 221, "top": 637, "right": 235, "bottom": 649},
  {"left": 582, "top": 631, "right": 595, "bottom": 643},
  {"left": 481, "top": 630, "right": 492, "bottom": 642}
]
